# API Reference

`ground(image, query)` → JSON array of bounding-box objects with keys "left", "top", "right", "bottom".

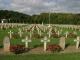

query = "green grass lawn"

[
  {"left": 0, "top": 26, "right": 80, "bottom": 60},
  {"left": 0, "top": 27, "right": 79, "bottom": 47},
  {"left": 0, "top": 53, "right": 80, "bottom": 60},
  {"left": 0, "top": 28, "right": 80, "bottom": 60}
]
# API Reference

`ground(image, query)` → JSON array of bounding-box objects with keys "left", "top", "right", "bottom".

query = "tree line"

[{"left": 0, "top": 10, "right": 80, "bottom": 25}]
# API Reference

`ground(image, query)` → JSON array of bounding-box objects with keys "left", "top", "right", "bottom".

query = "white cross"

[
  {"left": 25, "top": 28, "right": 27, "bottom": 32},
  {"left": 43, "top": 27, "right": 46, "bottom": 32},
  {"left": 22, "top": 36, "right": 31, "bottom": 48},
  {"left": 30, "top": 31, "right": 32, "bottom": 39},
  {"left": 42, "top": 22, "right": 43, "bottom": 26},
  {"left": 18, "top": 28, "right": 23, "bottom": 37},
  {"left": 48, "top": 24, "right": 51, "bottom": 28},
  {"left": 41, "top": 36, "right": 50, "bottom": 51},
  {"left": 65, "top": 31, "right": 69, "bottom": 38},
  {"left": 39, "top": 30, "right": 42, "bottom": 36},
  {"left": 32, "top": 26, "right": 35, "bottom": 32},
  {"left": 60, "top": 29, "right": 62, "bottom": 34},
  {"left": 54, "top": 27, "right": 57, "bottom": 33},
  {"left": 36, "top": 25, "right": 40, "bottom": 34},
  {"left": 48, "top": 27, "right": 52, "bottom": 38},
  {"left": 8, "top": 30, "right": 13, "bottom": 39},
  {"left": 74, "top": 36, "right": 80, "bottom": 49},
  {"left": 57, "top": 31, "right": 60, "bottom": 37}
]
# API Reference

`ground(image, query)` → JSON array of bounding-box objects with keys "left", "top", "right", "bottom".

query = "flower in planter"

[{"left": 10, "top": 45, "right": 30, "bottom": 54}]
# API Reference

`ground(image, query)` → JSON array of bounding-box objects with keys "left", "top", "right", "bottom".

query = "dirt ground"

[
  {"left": 28, "top": 46, "right": 80, "bottom": 54},
  {"left": 60, "top": 46, "right": 80, "bottom": 53}
]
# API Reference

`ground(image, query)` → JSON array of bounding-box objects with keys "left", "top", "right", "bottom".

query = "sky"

[{"left": 0, "top": 0, "right": 80, "bottom": 15}]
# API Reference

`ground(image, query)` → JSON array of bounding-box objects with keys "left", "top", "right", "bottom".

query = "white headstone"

[
  {"left": 74, "top": 36, "right": 80, "bottom": 49},
  {"left": 59, "top": 36, "right": 66, "bottom": 50},
  {"left": 3, "top": 36, "right": 10, "bottom": 52},
  {"left": 22, "top": 36, "right": 31, "bottom": 48},
  {"left": 41, "top": 36, "right": 50, "bottom": 51}
]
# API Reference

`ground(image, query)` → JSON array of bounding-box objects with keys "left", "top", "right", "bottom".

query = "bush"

[
  {"left": 47, "top": 44, "right": 62, "bottom": 52},
  {"left": 10, "top": 45, "right": 30, "bottom": 54}
]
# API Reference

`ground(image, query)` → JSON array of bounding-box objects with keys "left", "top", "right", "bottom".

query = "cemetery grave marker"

[
  {"left": 59, "top": 36, "right": 66, "bottom": 50},
  {"left": 8, "top": 30, "right": 13, "bottom": 39},
  {"left": 47, "top": 27, "right": 52, "bottom": 38},
  {"left": 65, "top": 31, "right": 69, "bottom": 38},
  {"left": 54, "top": 27, "right": 57, "bottom": 33},
  {"left": 30, "top": 31, "right": 32, "bottom": 39},
  {"left": 41, "top": 22, "right": 44, "bottom": 26},
  {"left": 74, "top": 36, "right": 80, "bottom": 49},
  {"left": 57, "top": 31, "right": 60, "bottom": 37},
  {"left": 3, "top": 36, "right": 10, "bottom": 52},
  {"left": 22, "top": 36, "right": 31, "bottom": 48},
  {"left": 18, "top": 28, "right": 23, "bottom": 37},
  {"left": 73, "top": 31, "right": 77, "bottom": 35},
  {"left": 41, "top": 36, "right": 50, "bottom": 51},
  {"left": 39, "top": 30, "right": 42, "bottom": 36}
]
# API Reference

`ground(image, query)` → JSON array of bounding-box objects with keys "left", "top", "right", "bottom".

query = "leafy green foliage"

[{"left": 0, "top": 10, "right": 80, "bottom": 24}]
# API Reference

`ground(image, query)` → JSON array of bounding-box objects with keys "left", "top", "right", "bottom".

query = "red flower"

[{"left": 47, "top": 44, "right": 62, "bottom": 52}]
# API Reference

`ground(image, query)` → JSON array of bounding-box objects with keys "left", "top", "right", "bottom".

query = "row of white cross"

[
  {"left": 8, "top": 28, "right": 23, "bottom": 39},
  {"left": 22, "top": 36, "right": 80, "bottom": 51},
  {"left": 22, "top": 36, "right": 50, "bottom": 51},
  {"left": 8, "top": 28, "right": 77, "bottom": 39}
]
